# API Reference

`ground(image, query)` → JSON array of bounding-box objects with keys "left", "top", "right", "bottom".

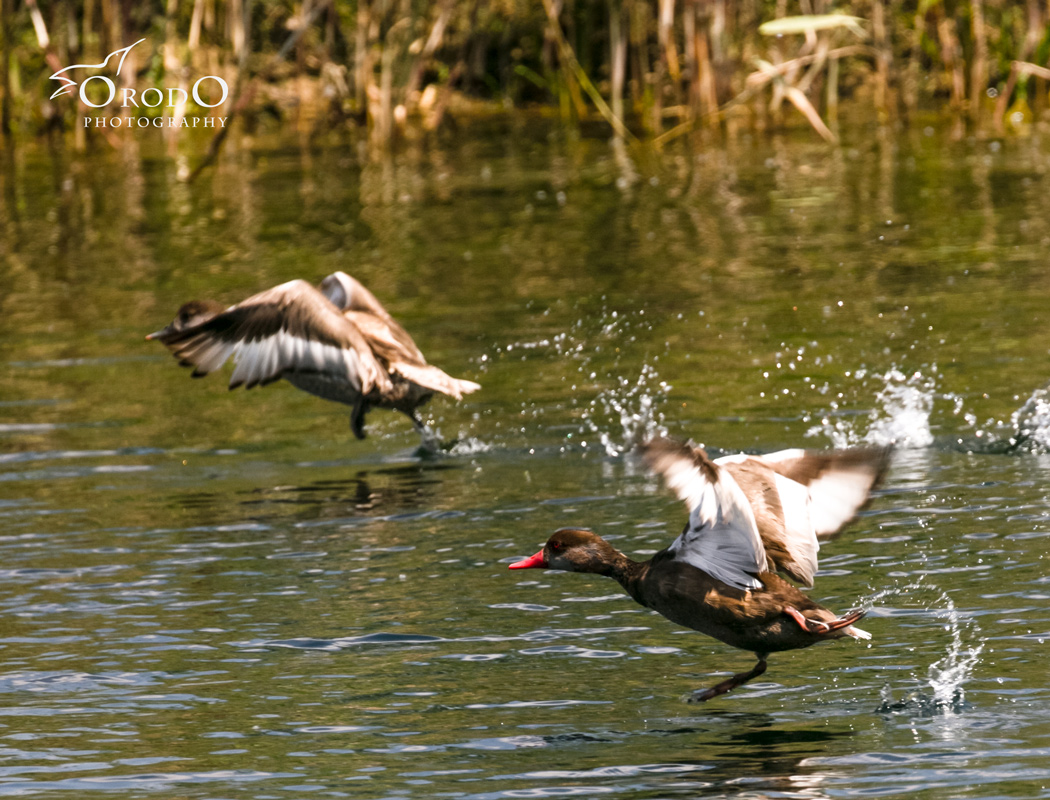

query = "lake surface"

[{"left": 3, "top": 120, "right": 1050, "bottom": 798}]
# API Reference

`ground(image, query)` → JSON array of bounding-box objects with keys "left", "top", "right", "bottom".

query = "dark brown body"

[
  {"left": 621, "top": 550, "right": 848, "bottom": 655},
  {"left": 510, "top": 430, "right": 889, "bottom": 702}
]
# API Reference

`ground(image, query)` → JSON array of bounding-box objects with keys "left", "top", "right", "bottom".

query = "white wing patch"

[
  {"left": 653, "top": 451, "right": 710, "bottom": 514},
  {"left": 649, "top": 440, "right": 887, "bottom": 589},
  {"left": 759, "top": 447, "right": 885, "bottom": 537},
  {"left": 227, "top": 331, "right": 368, "bottom": 392},
  {"left": 172, "top": 327, "right": 373, "bottom": 395},
  {"left": 670, "top": 475, "right": 766, "bottom": 591},
  {"left": 805, "top": 469, "right": 879, "bottom": 536},
  {"left": 180, "top": 336, "right": 236, "bottom": 376},
  {"left": 646, "top": 442, "right": 767, "bottom": 591},
  {"left": 758, "top": 448, "right": 807, "bottom": 464},
  {"left": 771, "top": 472, "right": 819, "bottom": 585}
]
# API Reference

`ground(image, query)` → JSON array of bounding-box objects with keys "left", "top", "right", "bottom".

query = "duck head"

[
  {"left": 146, "top": 300, "right": 225, "bottom": 341},
  {"left": 509, "top": 528, "right": 624, "bottom": 574}
]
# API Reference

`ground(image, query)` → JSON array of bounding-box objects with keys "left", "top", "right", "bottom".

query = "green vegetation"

[{"left": 2, "top": 0, "right": 1049, "bottom": 145}]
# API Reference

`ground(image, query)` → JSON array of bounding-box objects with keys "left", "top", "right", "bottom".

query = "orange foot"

[
  {"left": 785, "top": 605, "right": 865, "bottom": 635},
  {"left": 785, "top": 606, "right": 830, "bottom": 633}
]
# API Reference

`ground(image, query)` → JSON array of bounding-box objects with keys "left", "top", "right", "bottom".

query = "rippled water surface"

[{"left": 3, "top": 124, "right": 1050, "bottom": 798}]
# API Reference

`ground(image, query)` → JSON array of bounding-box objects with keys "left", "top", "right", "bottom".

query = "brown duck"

[
  {"left": 146, "top": 272, "right": 480, "bottom": 439},
  {"left": 510, "top": 436, "right": 890, "bottom": 701}
]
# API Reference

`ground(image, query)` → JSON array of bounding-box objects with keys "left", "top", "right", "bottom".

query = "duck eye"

[{"left": 549, "top": 541, "right": 562, "bottom": 551}]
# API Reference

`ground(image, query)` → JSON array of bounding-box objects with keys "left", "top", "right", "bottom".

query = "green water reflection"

[{"left": 2, "top": 122, "right": 1050, "bottom": 798}]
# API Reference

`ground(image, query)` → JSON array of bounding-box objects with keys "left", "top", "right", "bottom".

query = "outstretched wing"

[
  {"left": 641, "top": 437, "right": 766, "bottom": 591},
  {"left": 716, "top": 446, "right": 890, "bottom": 587},
  {"left": 758, "top": 446, "right": 890, "bottom": 536},
  {"left": 152, "top": 280, "right": 391, "bottom": 394}
]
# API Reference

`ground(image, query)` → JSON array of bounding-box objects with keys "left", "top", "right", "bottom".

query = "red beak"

[{"left": 508, "top": 549, "right": 547, "bottom": 569}]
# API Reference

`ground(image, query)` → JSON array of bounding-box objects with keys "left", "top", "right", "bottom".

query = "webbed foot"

[{"left": 785, "top": 606, "right": 866, "bottom": 635}]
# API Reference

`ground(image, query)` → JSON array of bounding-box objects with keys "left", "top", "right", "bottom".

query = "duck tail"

[
  {"left": 392, "top": 362, "right": 480, "bottom": 400},
  {"left": 845, "top": 624, "right": 871, "bottom": 641},
  {"left": 452, "top": 377, "right": 482, "bottom": 397},
  {"left": 830, "top": 608, "right": 871, "bottom": 640}
]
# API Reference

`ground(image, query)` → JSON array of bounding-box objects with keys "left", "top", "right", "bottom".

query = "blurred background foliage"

[{"left": 1, "top": 0, "right": 1049, "bottom": 148}]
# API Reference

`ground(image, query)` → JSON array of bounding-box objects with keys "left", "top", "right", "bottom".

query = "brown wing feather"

[
  {"left": 329, "top": 274, "right": 427, "bottom": 363},
  {"left": 343, "top": 311, "right": 478, "bottom": 399},
  {"left": 719, "top": 460, "right": 813, "bottom": 585},
  {"left": 759, "top": 446, "right": 891, "bottom": 537},
  {"left": 354, "top": 305, "right": 425, "bottom": 364},
  {"left": 156, "top": 280, "right": 391, "bottom": 394},
  {"left": 641, "top": 437, "right": 719, "bottom": 486},
  {"left": 344, "top": 311, "right": 427, "bottom": 367},
  {"left": 764, "top": 446, "right": 892, "bottom": 489}
]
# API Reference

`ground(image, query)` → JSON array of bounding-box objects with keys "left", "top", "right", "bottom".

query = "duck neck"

[{"left": 601, "top": 550, "right": 644, "bottom": 588}]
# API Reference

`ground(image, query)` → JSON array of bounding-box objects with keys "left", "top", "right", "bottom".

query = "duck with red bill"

[
  {"left": 506, "top": 436, "right": 890, "bottom": 701},
  {"left": 508, "top": 551, "right": 546, "bottom": 569}
]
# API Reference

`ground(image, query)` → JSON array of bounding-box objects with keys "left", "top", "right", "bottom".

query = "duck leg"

[
  {"left": 689, "top": 655, "right": 768, "bottom": 702},
  {"left": 405, "top": 409, "right": 443, "bottom": 454},
  {"left": 350, "top": 397, "right": 369, "bottom": 440},
  {"left": 403, "top": 408, "right": 426, "bottom": 434}
]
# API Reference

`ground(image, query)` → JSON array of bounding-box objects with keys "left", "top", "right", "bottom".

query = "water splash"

[
  {"left": 491, "top": 305, "right": 671, "bottom": 456},
  {"left": 410, "top": 420, "right": 494, "bottom": 459},
  {"left": 581, "top": 363, "right": 670, "bottom": 456},
  {"left": 865, "top": 582, "right": 984, "bottom": 716},
  {"left": 446, "top": 435, "right": 495, "bottom": 456},
  {"left": 806, "top": 367, "right": 961, "bottom": 449},
  {"left": 1005, "top": 384, "right": 1050, "bottom": 453},
  {"left": 925, "top": 593, "right": 984, "bottom": 708},
  {"left": 949, "top": 383, "right": 1050, "bottom": 454},
  {"left": 864, "top": 369, "right": 938, "bottom": 448}
]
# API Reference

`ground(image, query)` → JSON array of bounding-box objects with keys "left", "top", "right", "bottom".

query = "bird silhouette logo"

[{"left": 48, "top": 38, "right": 145, "bottom": 100}]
